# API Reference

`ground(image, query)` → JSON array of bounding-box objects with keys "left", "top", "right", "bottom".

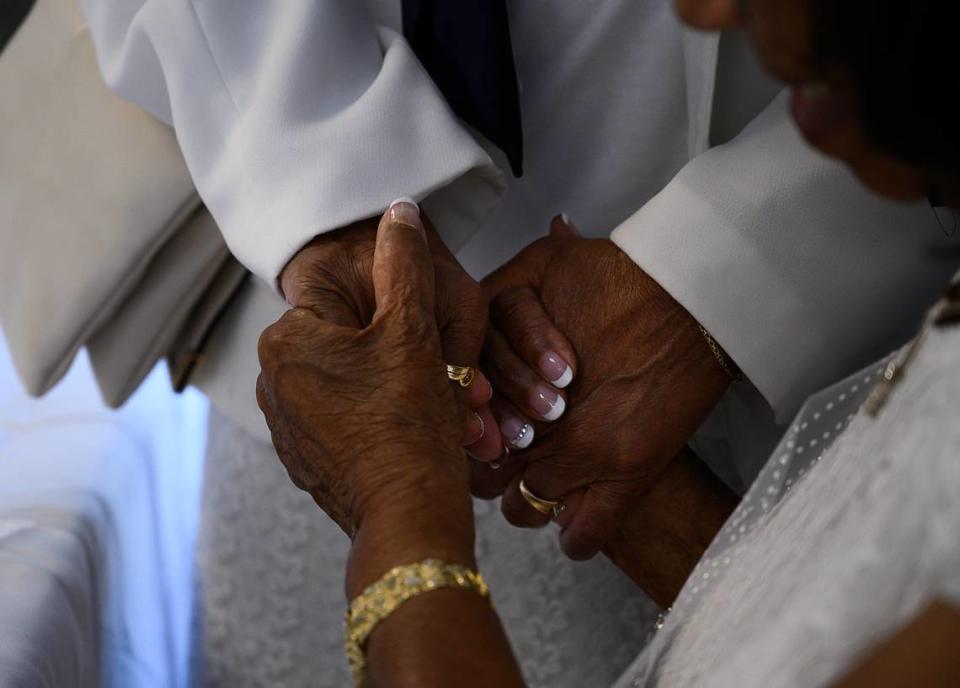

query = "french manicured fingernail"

[
  {"left": 540, "top": 352, "right": 573, "bottom": 389},
  {"left": 472, "top": 412, "right": 485, "bottom": 441},
  {"left": 500, "top": 416, "right": 534, "bottom": 449},
  {"left": 479, "top": 371, "right": 494, "bottom": 402},
  {"left": 560, "top": 213, "right": 572, "bottom": 226},
  {"left": 388, "top": 198, "right": 422, "bottom": 228},
  {"left": 531, "top": 386, "right": 566, "bottom": 422}
]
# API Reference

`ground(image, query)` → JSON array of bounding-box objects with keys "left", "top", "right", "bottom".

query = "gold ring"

[
  {"left": 446, "top": 364, "right": 476, "bottom": 389},
  {"left": 519, "top": 480, "right": 563, "bottom": 517}
]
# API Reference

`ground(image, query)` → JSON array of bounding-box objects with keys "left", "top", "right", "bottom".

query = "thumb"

[{"left": 372, "top": 198, "right": 435, "bottom": 320}]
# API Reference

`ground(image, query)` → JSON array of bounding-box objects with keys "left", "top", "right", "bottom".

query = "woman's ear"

[{"left": 674, "top": 0, "right": 743, "bottom": 30}]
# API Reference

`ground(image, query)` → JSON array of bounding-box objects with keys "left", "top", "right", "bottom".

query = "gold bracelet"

[
  {"left": 344, "top": 558, "right": 490, "bottom": 686},
  {"left": 697, "top": 324, "right": 743, "bottom": 382}
]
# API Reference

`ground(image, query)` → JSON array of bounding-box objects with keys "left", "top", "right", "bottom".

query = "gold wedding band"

[
  {"left": 519, "top": 480, "right": 563, "bottom": 518},
  {"left": 446, "top": 364, "right": 477, "bottom": 389}
]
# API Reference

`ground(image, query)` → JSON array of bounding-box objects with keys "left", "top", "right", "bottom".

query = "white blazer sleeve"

[
  {"left": 612, "top": 91, "right": 959, "bottom": 421},
  {"left": 79, "top": 0, "right": 504, "bottom": 285}
]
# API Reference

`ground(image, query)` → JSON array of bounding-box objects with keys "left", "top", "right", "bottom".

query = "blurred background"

[
  {"left": 0, "top": 339, "right": 206, "bottom": 688},
  {"left": 2, "top": 3, "right": 209, "bottom": 686}
]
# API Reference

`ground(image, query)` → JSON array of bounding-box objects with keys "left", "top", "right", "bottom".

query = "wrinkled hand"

[
  {"left": 278, "top": 205, "right": 504, "bottom": 461},
  {"left": 473, "top": 216, "right": 732, "bottom": 560},
  {"left": 257, "top": 202, "right": 472, "bottom": 540}
]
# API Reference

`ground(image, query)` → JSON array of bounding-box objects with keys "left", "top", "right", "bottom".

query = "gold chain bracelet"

[
  {"left": 698, "top": 324, "right": 743, "bottom": 382},
  {"left": 345, "top": 559, "right": 490, "bottom": 685}
]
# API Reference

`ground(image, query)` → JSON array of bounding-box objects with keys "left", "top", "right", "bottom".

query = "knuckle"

[
  {"left": 284, "top": 466, "right": 308, "bottom": 492},
  {"left": 576, "top": 516, "right": 608, "bottom": 545},
  {"left": 257, "top": 322, "right": 287, "bottom": 369},
  {"left": 459, "top": 277, "right": 485, "bottom": 311},
  {"left": 255, "top": 374, "right": 270, "bottom": 412},
  {"left": 515, "top": 326, "right": 550, "bottom": 358},
  {"left": 491, "top": 286, "right": 530, "bottom": 318},
  {"left": 439, "top": 272, "right": 487, "bottom": 329},
  {"left": 491, "top": 289, "right": 551, "bottom": 350},
  {"left": 460, "top": 289, "right": 488, "bottom": 334},
  {"left": 501, "top": 498, "right": 529, "bottom": 527},
  {"left": 485, "top": 347, "right": 532, "bottom": 388},
  {"left": 563, "top": 521, "right": 606, "bottom": 561},
  {"left": 492, "top": 354, "right": 531, "bottom": 387},
  {"left": 258, "top": 309, "right": 311, "bottom": 364},
  {"left": 501, "top": 492, "right": 546, "bottom": 529},
  {"left": 272, "top": 359, "right": 312, "bottom": 404},
  {"left": 469, "top": 473, "right": 505, "bottom": 500},
  {"left": 469, "top": 458, "right": 517, "bottom": 500}
]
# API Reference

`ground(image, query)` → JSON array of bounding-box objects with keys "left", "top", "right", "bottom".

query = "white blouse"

[{"left": 618, "top": 300, "right": 960, "bottom": 687}]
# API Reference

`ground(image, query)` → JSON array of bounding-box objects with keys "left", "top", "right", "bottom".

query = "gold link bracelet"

[
  {"left": 344, "top": 559, "right": 490, "bottom": 685},
  {"left": 698, "top": 324, "right": 743, "bottom": 382}
]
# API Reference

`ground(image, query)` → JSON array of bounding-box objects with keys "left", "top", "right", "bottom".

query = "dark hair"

[{"left": 814, "top": 0, "right": 960, "bottom": 200}]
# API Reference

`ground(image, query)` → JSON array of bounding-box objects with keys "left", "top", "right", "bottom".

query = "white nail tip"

[
  {"left": 552, "top": 366, "right": 574, "bottom": 389},
  {"left": 509, "top": 424, "right": 535, "bottom": 449},
  {"left": 542, "top": 395, "right": 566, "bottom": 422},
  {"left": 389, "top": 197, "right": 419, "bottom": 212}
]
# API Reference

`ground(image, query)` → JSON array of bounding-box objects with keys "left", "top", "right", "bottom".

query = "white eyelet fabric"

[
  {"left": 617, "top": 322, "right": 960, "bottom": 687},
  {"left": 194, "top": 409, "right": 659, "bottom": 687}
]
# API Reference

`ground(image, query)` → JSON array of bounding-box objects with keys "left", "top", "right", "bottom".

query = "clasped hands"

[{"left": 259, "top": 202, "right": 731, "bottom": 566}]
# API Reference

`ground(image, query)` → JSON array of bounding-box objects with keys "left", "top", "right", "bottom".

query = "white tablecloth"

[{"left": 0, "top": 341, "right": 206, "bottom": 688}]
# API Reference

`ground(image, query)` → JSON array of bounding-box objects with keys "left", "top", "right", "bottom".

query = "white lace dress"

[
  {"left": 191, "top": 409, "right": 658, "bottom": 687},
  {"left": 616, "top": 312, "right": 960, "bottom": 686}
]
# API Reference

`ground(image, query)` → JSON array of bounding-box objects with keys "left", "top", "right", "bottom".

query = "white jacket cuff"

[
  {"left": 83, "top": 0, "right": 505, "bottom": 287},
  {"left": 205, "top": 29, "right": 506, "bottom": 286},
  {"left": 612, "top": 92, "right": 956, "bottom": 420}
]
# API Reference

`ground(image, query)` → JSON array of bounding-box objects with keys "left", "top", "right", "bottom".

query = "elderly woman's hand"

[
  {"left": 259, "top": 204, "right": 526, "bottom": 686},
  {"left": 473, "top": 216, "right": 732, "bottom": 561},
  {"left": 257, "top": 202, "right": 477, "bottom": 589},
  {"left": 277, "top": 206, "right": 505, "bottom": 463}
]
